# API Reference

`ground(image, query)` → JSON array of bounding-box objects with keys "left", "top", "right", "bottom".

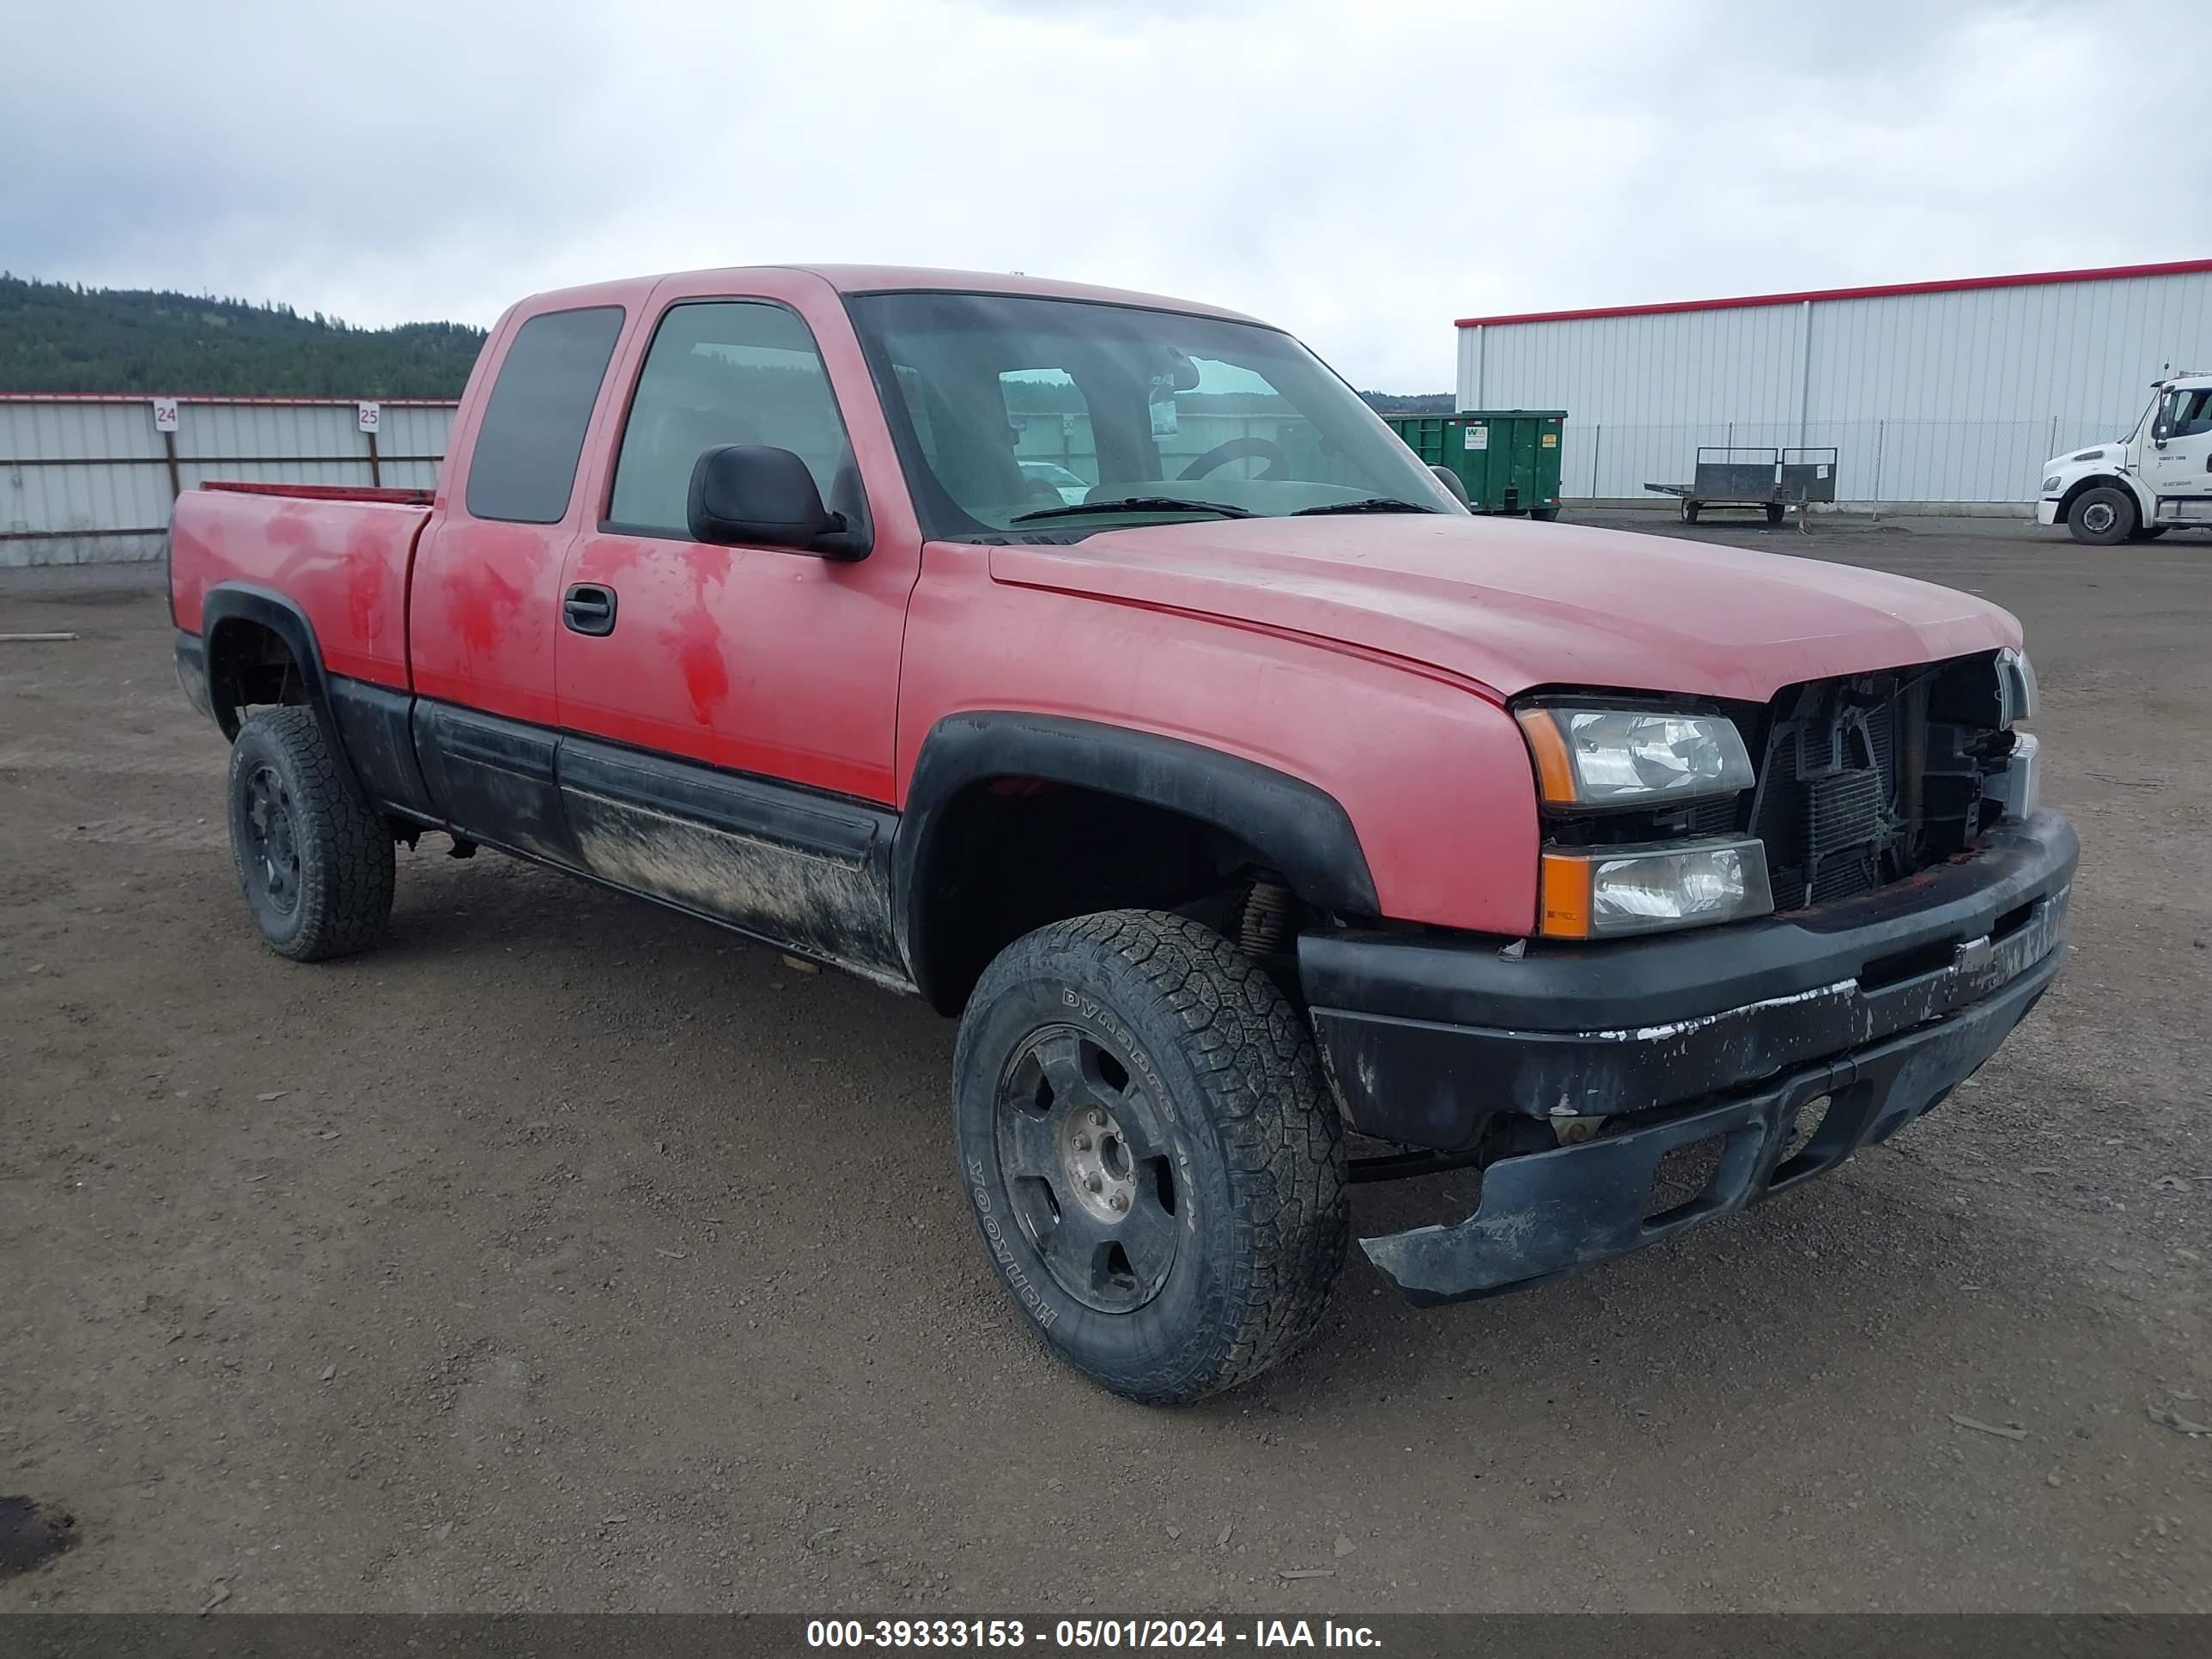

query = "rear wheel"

[
  {"left": 1680, "top": 499, "right": 1701, "bottom": 523},
  {"left": 2067, "top": 485, "right": 2136, "bottom": 545},
  {"left": 226, "top": 707, "right": 395, "bottom": 961},
  {"left": 1528, "top": 507, "right": 1560, "bottom": 522},
  {"left": 953, "top": 910, "right": 1347, "bottom": 1404},
  {"left": 1765, "top": 502, "right": 1786, "bottom": 525}
]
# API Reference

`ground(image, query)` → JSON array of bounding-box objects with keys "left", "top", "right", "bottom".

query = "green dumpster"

[{"left": 1384, "top": 410, "right": 1566, "bottom": 519}]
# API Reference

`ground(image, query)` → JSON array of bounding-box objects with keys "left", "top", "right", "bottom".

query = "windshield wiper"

[
  {"left": 1289, "top": 497, "right": 1438, "bottom": 516},
  {"left": 1009, "top": 496, "right": 1256, "bottom": 525}
]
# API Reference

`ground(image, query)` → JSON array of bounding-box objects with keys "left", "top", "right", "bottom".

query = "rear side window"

[{"left": 465, "top": 306, "right": 625, "bottom": 523}]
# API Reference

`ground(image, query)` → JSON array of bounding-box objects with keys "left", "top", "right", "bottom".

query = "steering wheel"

[{"left": 1177, "top": 436, "right": 1288, "bottom": 482}]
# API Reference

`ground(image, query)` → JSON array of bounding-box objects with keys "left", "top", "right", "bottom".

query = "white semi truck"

[{"left": 2039, "top": 370, "right": 2212, "bottom": 544}]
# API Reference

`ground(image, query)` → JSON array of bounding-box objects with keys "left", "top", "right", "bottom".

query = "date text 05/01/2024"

[{"left": 805, "top": 1619, "right": 1383, "bottom": 1649}]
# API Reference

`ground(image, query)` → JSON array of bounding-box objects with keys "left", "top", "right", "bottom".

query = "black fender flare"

[
  {"left": 199, "top": 583, "right": 367, "bottom": 801},
  {"left": 894, "top": 711, "right": 1380, "bottom": 1006}
]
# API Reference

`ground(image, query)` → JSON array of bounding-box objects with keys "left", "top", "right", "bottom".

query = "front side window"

[
  {"left": 848, "top": 291, "right": 1462, "bottom": 538},
  {"left": 2160, "top": 387, "right": 2212, "bottom": 439},
  {"left": 609, "top": 301, "right": 858, "bottom": 538},
  {"left": 466, "top": 306, "right": 625, "bottom": 524}
]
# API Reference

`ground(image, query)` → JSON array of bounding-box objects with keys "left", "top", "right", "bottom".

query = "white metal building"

[
  {"left": 1455, "top": 258, "right": 2212, "bottom": 508},
  {"left": 1, "top": 395, "right": 456, "bottom": 567}
]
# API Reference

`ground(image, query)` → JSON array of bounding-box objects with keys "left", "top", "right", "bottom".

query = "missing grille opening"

[
  {"left": 1860, "top": 937, "right": 1960, "bottom": 990},
  {"left": 1646, "top": 1136, "right": 1726, "bottom": 1223},
  {"left": 1770, "top": 1096, "right": 1833, "bottom": 1185}
]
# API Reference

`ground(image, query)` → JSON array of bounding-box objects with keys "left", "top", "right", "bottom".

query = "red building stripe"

[
  {"left": 1455, "top": 258, "right": 2212, "bottom": 329},
  {"left": 0, "top": 393, "right": 458, "bottom": 406}
]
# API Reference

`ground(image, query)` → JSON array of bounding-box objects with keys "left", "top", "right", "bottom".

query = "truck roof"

[{"left": 513, "top": 265, "right": 1267, "bottom": 325}]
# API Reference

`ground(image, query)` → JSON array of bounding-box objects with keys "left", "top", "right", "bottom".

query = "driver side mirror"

[
  {"left": 688, "top": 445, "right": 859, "bottom": 556},
  {"left": 2151, "top": 415, "right": 2172, "bottom": 446}
]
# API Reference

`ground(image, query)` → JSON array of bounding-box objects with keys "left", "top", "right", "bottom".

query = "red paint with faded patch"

[
  {"left": 168, "top": 486, "right": 427, "bottom": 686},
  {"left": 551, "top": 269, "right": 926, "bottom": 803}
]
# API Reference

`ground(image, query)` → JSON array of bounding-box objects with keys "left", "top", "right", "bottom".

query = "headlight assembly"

[
  {"left": 2042, "top": 475, "right": 2063, "bottom": 493},
  {"left": 1516, "top": 705, "right": 1754, "bottom": 809},
  {"left": 1539, "top": 839, "right": 1774, "bottom": 939}
]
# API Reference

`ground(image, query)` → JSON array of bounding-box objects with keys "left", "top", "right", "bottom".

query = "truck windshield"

[{"left": 845, "top": 291, "right": 1464, "bottom": 538}]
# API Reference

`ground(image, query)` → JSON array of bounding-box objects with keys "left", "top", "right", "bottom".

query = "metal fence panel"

[{"left": 1, "top": 396, "right": 459, "bottom": 566}]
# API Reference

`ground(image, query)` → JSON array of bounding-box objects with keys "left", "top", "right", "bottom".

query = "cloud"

[{"left": 3, "top": 0, "right": 2199, "bottom": 389}]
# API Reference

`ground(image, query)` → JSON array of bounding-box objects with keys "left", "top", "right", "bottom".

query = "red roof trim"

[
  {"left": 0, "top": 393, "right": 459, "bottom": 406},
  {"left": 1455, "top": 257, "right": 2212, "bottom": 329}
]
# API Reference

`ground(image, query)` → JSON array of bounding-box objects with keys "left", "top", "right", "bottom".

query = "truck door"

[
  {"left": 552, "top": 290, "right": 919, "bottom": 982},
  {"left": 2142, "top": 386, "right": 2212, "bottom": 521},
  {"left": 409, "top": 302, "right": 629, "bottom": 860}
]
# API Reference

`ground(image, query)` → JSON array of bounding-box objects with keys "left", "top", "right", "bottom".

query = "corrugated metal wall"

[
  {"left": 1457, "top": 269, "right": 2212, "bottom": 505},
  {"left": 0, "top": 397, "right": 457, "bottom": 567}
]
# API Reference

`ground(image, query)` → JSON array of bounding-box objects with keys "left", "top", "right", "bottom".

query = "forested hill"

[
  {"left": 0, "top": 275, "right": 487, "bottom": 397},
  {"left": 2, "top": 273, "right": 1450, "bottom": 408},
  {"left": 1357, "top": 392, "right": 1453, "bottom": 414}
]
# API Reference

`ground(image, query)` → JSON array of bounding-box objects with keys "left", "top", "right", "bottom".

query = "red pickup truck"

[{"left": 168, "top": 265, "right": 2075, "bottom": 1403}]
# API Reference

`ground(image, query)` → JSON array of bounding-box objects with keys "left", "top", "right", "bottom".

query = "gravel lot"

[{"left": 2, "top": 513, "right": 2207, "bottom": 1613}]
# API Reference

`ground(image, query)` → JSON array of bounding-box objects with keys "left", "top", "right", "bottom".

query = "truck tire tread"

[
  {"left": 227, "top": 706, "right": 395, "bottom": 962},
  {"left": 956, "top": 909, "right": 1347, "bottom": 1403}
]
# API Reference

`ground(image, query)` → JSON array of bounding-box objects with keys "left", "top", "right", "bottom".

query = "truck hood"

[{"left": 987, "top": 514, "right": 2021, "bottom": 702}]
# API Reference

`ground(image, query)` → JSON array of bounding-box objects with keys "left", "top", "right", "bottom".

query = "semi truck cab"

[{"left": 2040, "top": 370, "right": 2212, "bottom": 544}]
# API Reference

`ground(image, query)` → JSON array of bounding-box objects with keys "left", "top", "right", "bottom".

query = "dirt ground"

[{"left": 2, "top": 513, "right": 2207, "bottom": 1615}]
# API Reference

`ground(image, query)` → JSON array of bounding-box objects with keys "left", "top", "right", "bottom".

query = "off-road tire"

[
  {"left": 226, "top": 707, "right": 395, "bottom": 962},
  {"left": 953, "top": 910, "right": 1348, "bottom": 1404},
  {"left": 2067, "top": 485, "right": 2136, "bottom": 546}
]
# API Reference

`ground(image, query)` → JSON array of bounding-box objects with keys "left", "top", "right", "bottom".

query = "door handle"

[{"left": 562, "top": 583, "right": 617, "bottom": 636}]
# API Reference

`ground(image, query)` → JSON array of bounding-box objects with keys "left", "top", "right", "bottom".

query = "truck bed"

[{"left": 170, "top": 481, "right": 434, "bottom": 688}]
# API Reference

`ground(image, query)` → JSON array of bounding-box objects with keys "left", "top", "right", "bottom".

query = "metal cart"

[{"left": 1645, "top": 447, "right": 1839, "bottom": 526}]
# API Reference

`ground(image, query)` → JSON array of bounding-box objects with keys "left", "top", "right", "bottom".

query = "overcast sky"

[{"left": 4, "top": 0, "right": 2200, "bottom": 389}]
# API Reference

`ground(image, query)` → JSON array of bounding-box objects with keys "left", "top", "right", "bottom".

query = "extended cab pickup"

[{"left": 169, "top": 266, "right": 2077, "bottom": 1403}]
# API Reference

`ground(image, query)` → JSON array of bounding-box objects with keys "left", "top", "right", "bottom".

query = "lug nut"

[
  {"left": 1087, "top": 1110, "right": 1104, "bottom": 1128},
  {"left": 1084, "top": 1174, "right": 1102, "bottom": 1193},
  {"left": 1109, "top": 1193, "right": 1129, "bottom": 1212},
  {"left": 1074, "top": 1133, "right": 1091, "bottom": 1152}
]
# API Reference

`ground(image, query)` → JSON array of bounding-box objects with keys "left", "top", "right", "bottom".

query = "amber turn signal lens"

[
  {"left": 1516, "top": 708, "right": 1578, "bottom": 805},
  {"left": 1538, "top": 851, "right": 1593, "bottom": 939}
]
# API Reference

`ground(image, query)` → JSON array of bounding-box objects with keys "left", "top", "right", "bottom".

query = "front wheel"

[
  {"left": 2130, "top": 525, "right": 2169, "bottom": 541},
  {"left": 953, "top": 911, "right": 1348, "bottom": 1404},
  {"left": 1528, "top": 507, "right": 1560, "bottom": 522},
  {"left": 2067, "top": 485, "right": 2136, "bottom": 545}
]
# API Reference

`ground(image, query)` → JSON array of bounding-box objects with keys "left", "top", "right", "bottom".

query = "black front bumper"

[{"left": 1301, "top": 810, "right": 2078, "bottom": 1304}]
